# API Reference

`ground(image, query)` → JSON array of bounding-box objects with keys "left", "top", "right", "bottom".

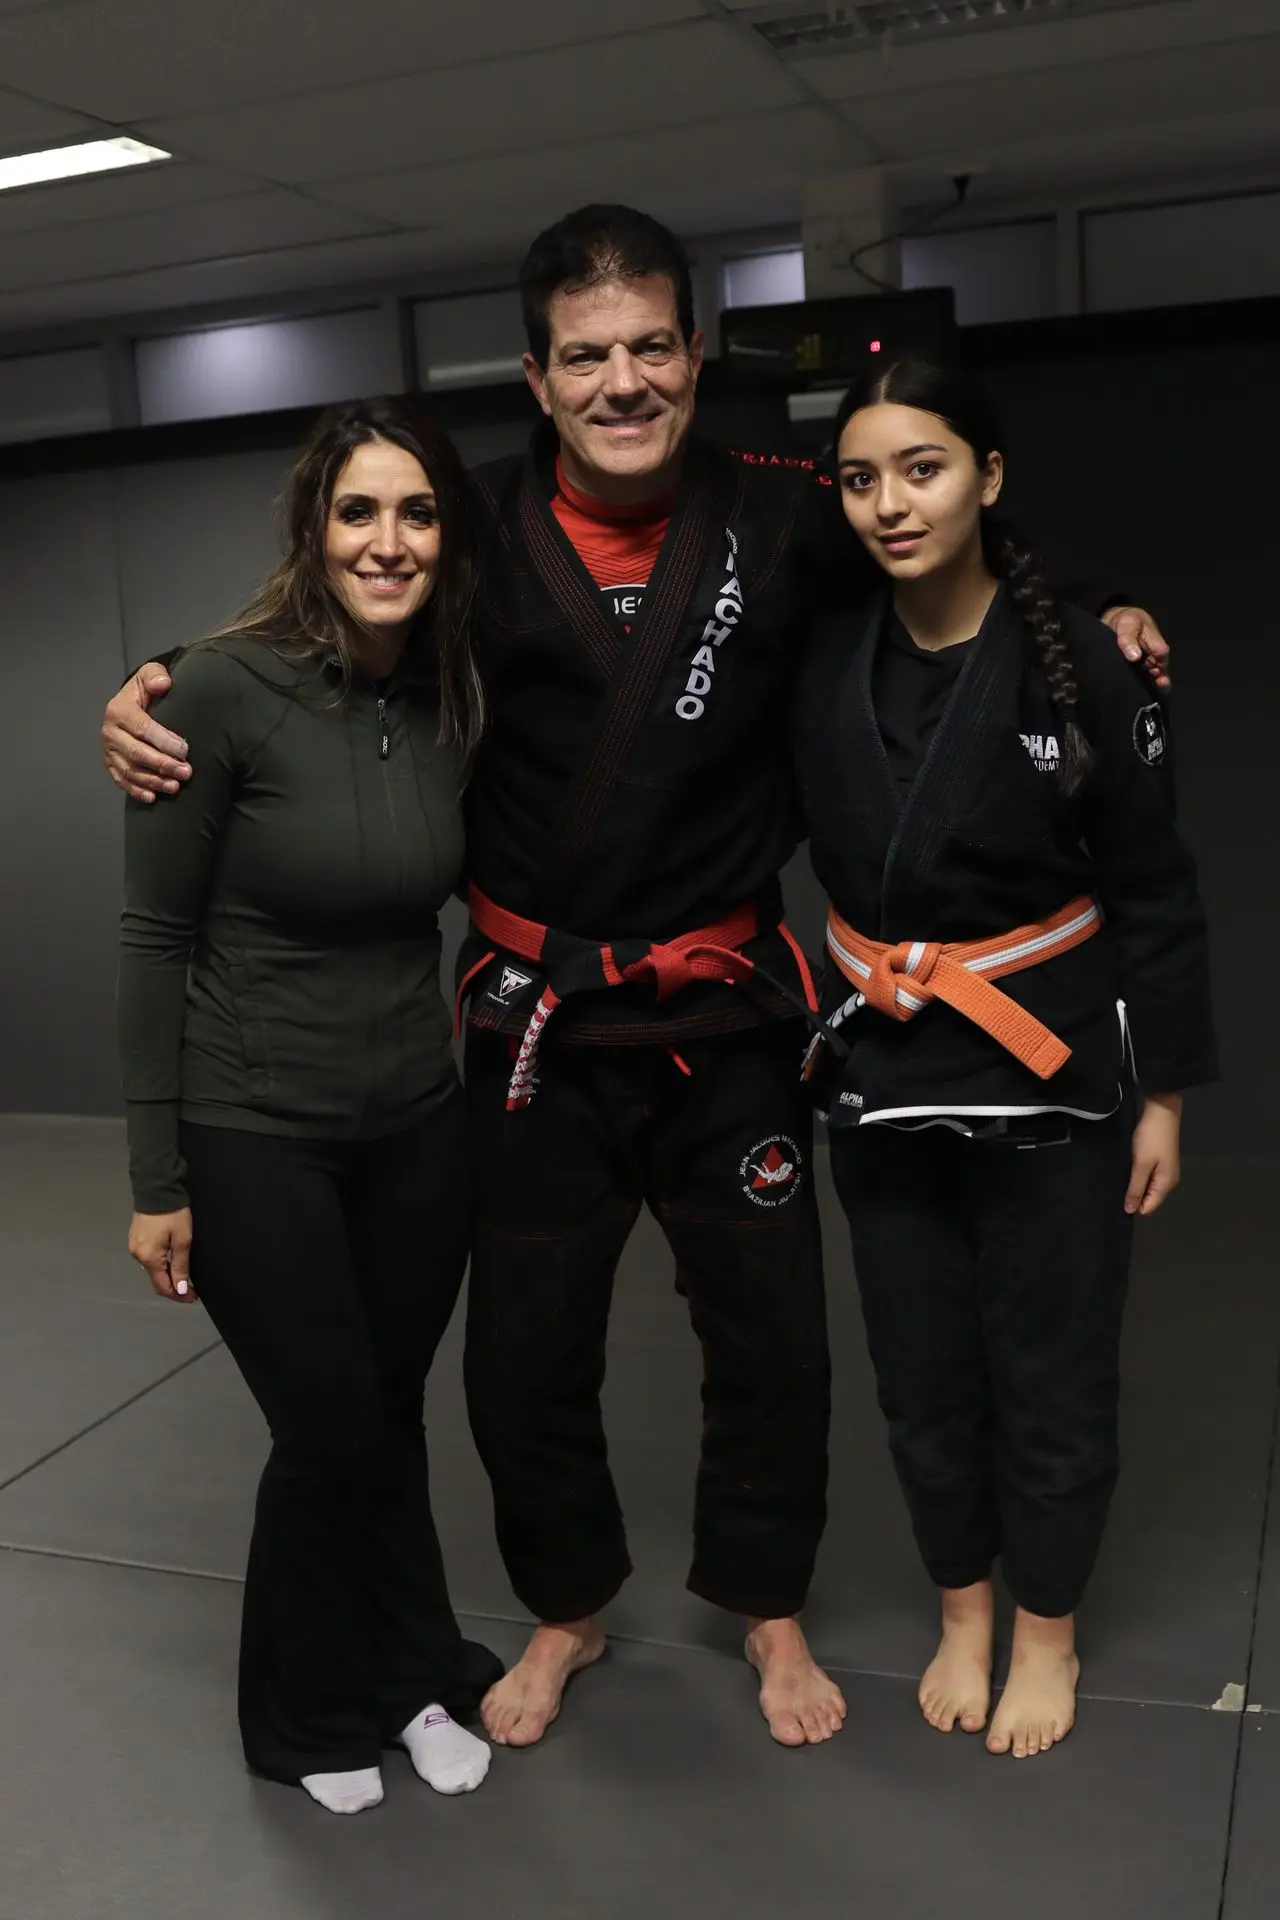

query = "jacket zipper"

[{"left": 362, "top": 692, "right": 395, "bottom": 1133}]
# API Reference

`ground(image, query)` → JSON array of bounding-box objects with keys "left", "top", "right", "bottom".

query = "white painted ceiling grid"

[{"left": 0, "top": 0, "right": 1275, "bottom": 331}]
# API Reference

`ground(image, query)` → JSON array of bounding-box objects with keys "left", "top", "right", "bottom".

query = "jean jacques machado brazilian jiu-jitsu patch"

[{"left": 739, "top": 1135, "right": 803, "bottom": 1209}]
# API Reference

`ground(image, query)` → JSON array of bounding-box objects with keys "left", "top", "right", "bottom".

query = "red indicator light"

[{"left": 870, "top": 338, "right": 882, "bottom": 353}]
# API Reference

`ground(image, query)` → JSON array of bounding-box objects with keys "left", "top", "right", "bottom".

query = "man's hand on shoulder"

[
  {"left": 103, "top": 663, "right": 191, "bottom": 802},
  {"left": 1101, "top": 605, "right": 1171, "bottom": 693}
]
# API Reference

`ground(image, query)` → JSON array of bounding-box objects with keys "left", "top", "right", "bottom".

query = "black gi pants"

[
  {"left": 463, "top": 1022, "right": 831, "bottom": 1623},
  {"left": 830, "top": 1111, "right": 1134, "bottom": 1620},
  {"left": 181, "top": 1098, "right": 503, "bottom": 1786}
]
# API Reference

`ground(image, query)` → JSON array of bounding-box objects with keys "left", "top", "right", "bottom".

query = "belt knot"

[
  {"left": 625, "top": 942, "right": 696, "bottom": 1001},
  {"left": 865, "top": 940, "right": 941, "bottom": 1019}
]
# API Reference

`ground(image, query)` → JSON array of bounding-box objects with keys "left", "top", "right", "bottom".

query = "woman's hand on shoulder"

[
  {"left": 1125, "top": 1092, "right": 1183, "bottom": 1216},
  {"left": 128, "top": 1208, "right": 197, "bottom": 1301}
]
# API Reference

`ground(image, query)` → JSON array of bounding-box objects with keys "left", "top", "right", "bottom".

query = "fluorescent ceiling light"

[{"left": 0, "top": 135, "right": 171, "bottom": 194}]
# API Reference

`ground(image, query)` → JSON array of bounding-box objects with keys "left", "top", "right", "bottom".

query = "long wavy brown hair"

[{"left": 207, "top": 396, "right": 485, "bottom": 760}]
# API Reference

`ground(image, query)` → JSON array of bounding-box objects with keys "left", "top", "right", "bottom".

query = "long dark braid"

[{"left": 986, "top": 517, "right": 1094, "bottom": 796}]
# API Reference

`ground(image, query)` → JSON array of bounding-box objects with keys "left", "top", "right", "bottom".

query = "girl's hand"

[
  {"left": 1125, "top": 1093, "right": 1183, "bottom": 1216},
  {"left": 128, "top": 1209, "right": 197, "bottom": 1301}
]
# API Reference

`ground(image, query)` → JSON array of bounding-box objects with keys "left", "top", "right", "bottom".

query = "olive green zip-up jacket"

[{"left": 118, "top": 637, "right": 464, "bottom": 1213}]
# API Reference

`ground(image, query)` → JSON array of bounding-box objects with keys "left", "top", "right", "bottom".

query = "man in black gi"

[{"left": 101, "top": 204, "right": 1169, "bottom": 1750}]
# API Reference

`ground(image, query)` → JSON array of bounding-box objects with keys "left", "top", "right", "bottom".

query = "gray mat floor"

[{"left": 0, "top": 1115, "right": 1276, "bottom": 1919}]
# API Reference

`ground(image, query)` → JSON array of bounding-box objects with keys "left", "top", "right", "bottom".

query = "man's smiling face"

[{"left": 523, "top": 272, "right": 703, "bottom": 504}]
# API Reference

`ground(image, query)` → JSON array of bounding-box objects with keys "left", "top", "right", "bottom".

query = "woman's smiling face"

[{"left": 324, "top": 438, "right": 441, "bottom": 633}]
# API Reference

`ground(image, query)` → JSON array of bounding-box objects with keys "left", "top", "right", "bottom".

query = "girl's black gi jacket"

[{"left": 794, "top": 586, "right": 1217, "bottom": 1127}]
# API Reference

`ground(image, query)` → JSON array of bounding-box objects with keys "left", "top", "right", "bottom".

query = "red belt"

[{"left": 461, "top": 884, "right": 817, "bottom": 1110}]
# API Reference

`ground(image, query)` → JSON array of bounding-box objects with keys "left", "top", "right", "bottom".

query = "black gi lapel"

[
  {"left": 880, "top": 583, "right": 1025, "bottom": 932},
  {"left": 517, "top": 430, "right": 622, "bottom": 683},
  {"left": 845, "top": 587, "right": 905, "bottom": 843},
  {"left": 532, "top": 438, "right": 730, "bottom": 924}
]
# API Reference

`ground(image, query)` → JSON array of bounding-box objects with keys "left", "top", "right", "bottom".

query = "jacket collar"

[
  {"left": 210, "top": 628, "right": 439, "bottom": 698},
  {"left": 516, "top": 422, "right": 729, "bottom": 683},
  {"left": 877, "top": 582, "right": 1024, "bottom": 926}
]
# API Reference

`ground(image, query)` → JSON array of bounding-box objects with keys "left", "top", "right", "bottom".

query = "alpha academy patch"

[
  {"left": 739, "top": 1134, "right": 803, "bottom": 1209},
  {"left": 1133, "top": 702, "right": 1166, "bottom": 767},
  {"left": 1020, "top": 731, "right": 1060, "bottom": 775}
]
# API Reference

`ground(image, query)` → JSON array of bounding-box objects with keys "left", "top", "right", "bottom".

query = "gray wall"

[
  {"left": 0, "top": 449, "right": 294, "bottom": 1115},
  {"left": 0, "top": 348, "right": 1269, "bottom": 1154},
  {"left": 1, "top": 470, "right": 129, "bottom": 1114}
]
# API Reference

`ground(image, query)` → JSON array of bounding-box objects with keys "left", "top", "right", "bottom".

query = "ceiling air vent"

[{"left": 744, "top": 0, "right": 1178, "bottom": 56}]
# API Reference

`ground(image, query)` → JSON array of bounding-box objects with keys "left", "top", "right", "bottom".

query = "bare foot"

[
  {"left": 745, "top": 1616, "right": 847, "bottom": 1747},
  {"left": 481, "top": 1617, "right": 606, "bottom": 1748},
  {"left": 919, "top": 1580, "right": 994, "bottom": 1734},
  {"left": 987, "top": 1608, "right": 1080, "bottom": 1759}
]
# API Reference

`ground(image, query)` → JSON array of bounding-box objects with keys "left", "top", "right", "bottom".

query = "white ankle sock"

[
  {"left": 300, "top": 1767, "right": 384, "bottom": 1815},
  {"left": 398, "top": 1704, "right": 491, "bottom": 1795}
]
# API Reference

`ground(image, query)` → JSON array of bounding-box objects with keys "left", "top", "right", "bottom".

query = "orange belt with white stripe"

[{"left": 824, "top": 896, "right": 1101, "bottom": 1081}]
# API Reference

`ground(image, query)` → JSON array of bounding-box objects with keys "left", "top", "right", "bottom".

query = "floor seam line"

[
  {"left": 0, "top": 1338, "right": 225, "bottom": 1496},
  {"left": 0, "top": 1540, "right": 244, "bottom": 1583}
]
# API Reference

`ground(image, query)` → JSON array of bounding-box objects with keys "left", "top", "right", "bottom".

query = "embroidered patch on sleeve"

[{"left": 1133, "top": 702, "right": 1166, "bottom": 767}]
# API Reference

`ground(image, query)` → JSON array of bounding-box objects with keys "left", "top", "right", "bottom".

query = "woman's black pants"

[
  {"left": 829, "top": 1112, "right": 1134, "bottom": 1620},
  {"left": 181, "top": 1096, "right": 502, "bottom": 1785}
]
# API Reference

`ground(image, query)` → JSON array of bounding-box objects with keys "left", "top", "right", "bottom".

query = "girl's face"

[
  {"left": 836, "top": 401, "right": 1003, "bottom": 583},
  {"left": 324, "top": 438, "right": 441, "bottom": 632}
]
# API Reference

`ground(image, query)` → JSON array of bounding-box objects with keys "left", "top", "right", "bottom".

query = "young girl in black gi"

[{"left": 794, "top": 360, "right": 1216, "bottom": 1760}]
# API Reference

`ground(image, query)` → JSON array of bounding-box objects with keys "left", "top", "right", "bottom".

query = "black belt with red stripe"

[{"left": 457, "top": 885, "right": 820, "bottom": 1110}]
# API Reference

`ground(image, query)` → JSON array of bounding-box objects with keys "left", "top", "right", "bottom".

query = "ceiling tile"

[
  {"left": 954, "top": 104, "right": 1280, "bottom": 204},
  {"left": 0, "top": 189, "right": 387, "bottom": 293},
  {"left": 139, "top": 21, "right": 803, "bottom": 183},
  {"left": 842, "top": 39, "right": 1280, "bottom": 163},
  {"left": 0, "top": 228, "right": 461, "bottom": 330},
  {"left": 0, "top": 0, "right": 707, "bottom": 121},
  {"left": 0, "top": 86, "right": 95, "bottom": 154},
  {"left": 0, "top": 161, "right": 257, "bottom": 236},
  {"left": 420, "top": 185, "right": 810, "bottom": 258},
  {"left": 319, "top": 106, "right": 868, "bottom": 229}
]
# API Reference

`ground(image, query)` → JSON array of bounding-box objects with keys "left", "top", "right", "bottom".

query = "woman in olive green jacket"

[{"left": 117, "top": 398, "right": 500, "bottom": 1814}]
